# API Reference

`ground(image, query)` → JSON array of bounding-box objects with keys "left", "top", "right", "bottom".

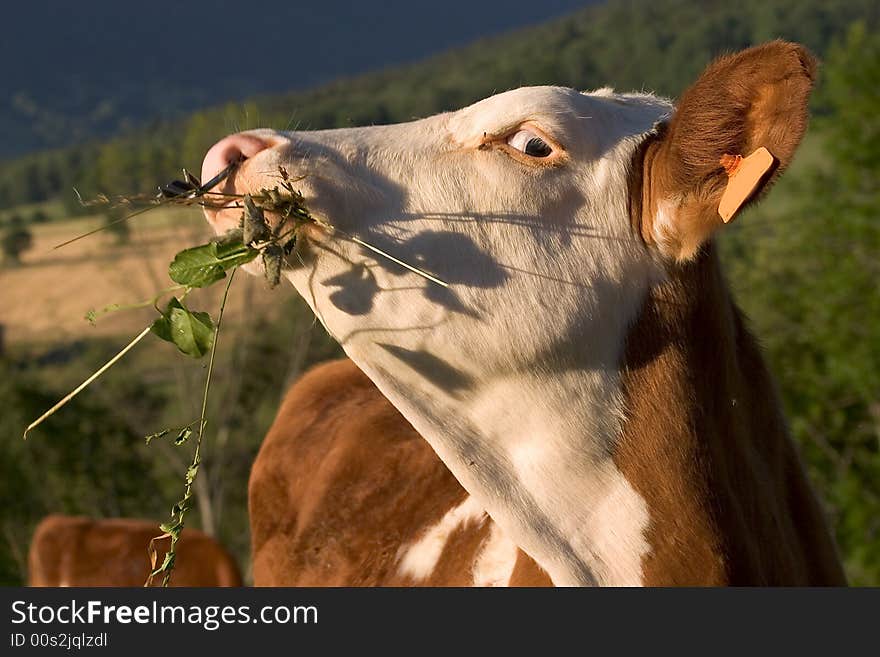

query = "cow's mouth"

[
  {"left": 200, "top": 132, "right": 284, "bottom": 234},
  {"left": 198, "top": 131, "right": 448, "bottom": 288}
]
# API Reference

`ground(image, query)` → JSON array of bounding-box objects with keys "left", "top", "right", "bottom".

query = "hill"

[
  {"left": 0, "top": 0, "right": 595, "bottom": 158},
  {"left": 1, "top": 0, "right": 878, "bottom": 213}
]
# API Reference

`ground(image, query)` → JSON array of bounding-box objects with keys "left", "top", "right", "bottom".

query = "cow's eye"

[{"left": 506, "top": 129, "right": 553, "bottom": 158}]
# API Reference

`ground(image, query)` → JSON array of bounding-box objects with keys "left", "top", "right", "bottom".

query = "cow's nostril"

[{"left": 200, "top": 133, "right": 273, "bottom": 191}]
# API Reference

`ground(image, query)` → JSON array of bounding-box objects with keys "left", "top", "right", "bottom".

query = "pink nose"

[{"left": 200, "top": 133, "right": 273, "bottom": 188}]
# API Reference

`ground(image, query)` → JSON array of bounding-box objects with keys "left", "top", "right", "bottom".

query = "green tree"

[
  {"left": 30, "top": 209, "right": 50, "bottom": 224},
  {"left": 102, "top": 207, "right": 131, "bottom": 244},
  {"left": 1, "top": 215, "right": 33, "bottom": 265},
  {"left": 0, "top": 359, "right": 168, "bottom": 585}
]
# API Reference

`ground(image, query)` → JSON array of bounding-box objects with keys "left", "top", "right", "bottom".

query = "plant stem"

[
  {"left": 344, "top": 233, "right": 449, "bottom": 287},
  {"left": 161, "top": 268, "right": 236, "bottom": 586},
  {"left": 88, "top": 285, "right": 187, "bottom": 323},
  {"left": 23, "top": 326, "right": 152, "bottom": 440}
]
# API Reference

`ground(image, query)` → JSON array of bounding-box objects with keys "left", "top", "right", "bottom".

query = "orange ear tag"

[{"left": 718, "top": 146, "right": 775, "bottom": 223}]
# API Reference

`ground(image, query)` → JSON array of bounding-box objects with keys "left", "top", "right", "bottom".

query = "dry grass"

[{"left": 0, "top": 209, "right": 295, "bottom": 345}]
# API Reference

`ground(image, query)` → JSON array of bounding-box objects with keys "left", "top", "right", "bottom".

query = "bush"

[{"left": 1, "top": 216, "right": 33, "bottom": 265}]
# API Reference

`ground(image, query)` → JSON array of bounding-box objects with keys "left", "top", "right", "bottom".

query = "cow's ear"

[{"left": 639, "top": 40, "right": 817, "bottom": 261}]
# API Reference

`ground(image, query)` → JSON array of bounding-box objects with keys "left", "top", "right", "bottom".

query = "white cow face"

[
  {"left": 201, "top": 43, "right": 817, "bottom": 586},
  {"left": 202, "top": 86, "right": 671, "bottom": 395}
]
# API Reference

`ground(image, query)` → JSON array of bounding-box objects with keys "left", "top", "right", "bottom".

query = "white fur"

[
  {"left": 206, "top": 86, "right": 674, "bottom": 586},
  {"left": 652, "top": 198, "right": 679, "bottom": 254},
  {"left": 396, "top": 495, "right": 486, "bottom": 581},
  {"left": 472, "top": 521, "right": 519, "bottom": 587}
]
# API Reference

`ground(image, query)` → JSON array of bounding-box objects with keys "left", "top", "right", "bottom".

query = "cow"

[
  {"left": 200, "top": 41, "right": 846, "bottom": 586},
  {"left": 28, "top": 515, "right": 242, "bottom": 587}
]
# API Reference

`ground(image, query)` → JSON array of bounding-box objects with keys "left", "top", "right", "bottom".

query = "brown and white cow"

[
  {"left": 28, "top": 515, "right": 242, "bottom": 587},
  {"left": 202, "top": 41, "right": 846, "bottom": 586}
]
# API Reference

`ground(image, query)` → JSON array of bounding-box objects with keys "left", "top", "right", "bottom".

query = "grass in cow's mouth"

[
  {"left": 64, "top": 162, "right": 449, "bottom": 287},
  {"left": 22, "top": 162, "right": 447, "bottom": 586}
]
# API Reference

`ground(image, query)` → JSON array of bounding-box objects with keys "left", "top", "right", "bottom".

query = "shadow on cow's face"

[{"left": 201, "top": 85, "right": 671, "bottom": 389}]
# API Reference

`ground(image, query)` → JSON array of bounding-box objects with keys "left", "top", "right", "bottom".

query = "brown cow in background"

[{"left": 28, "top": 515, "right": 242, "bottom": 587}]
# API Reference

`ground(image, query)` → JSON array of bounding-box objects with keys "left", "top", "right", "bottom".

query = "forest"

[{"left": 0, "top": 0, "right": 878, "bottom": 584}]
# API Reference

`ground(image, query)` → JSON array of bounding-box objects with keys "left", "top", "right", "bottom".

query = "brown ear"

[{"left": 640, "top": 40, "right": 817, "bottom": 261}]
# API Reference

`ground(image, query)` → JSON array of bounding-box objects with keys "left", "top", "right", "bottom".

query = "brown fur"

[
  {"left": 614, "top": 247, "right": 845, "bottom": 585},
  {"left": 248, "top": 42, "right": 845, "bottom": 586},
  {"left": 28, "top": 516, "right": 242, "bottom": 587},
  {"left": 249, "top": 358, "right": 549, "bottom": 586}
]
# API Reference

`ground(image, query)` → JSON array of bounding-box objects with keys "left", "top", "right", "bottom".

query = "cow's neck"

[
  {"left": 615, "top": 245, "right": 746, "bottom": 585},
  {"left": 349, "top": 266, "right": 660, "bottom": 586},
  {"left": 350, "top": 242, "right": 842, "bottom": 586},
  {"left": 615, "top": 245, "right": 844, "bottom": 585}
]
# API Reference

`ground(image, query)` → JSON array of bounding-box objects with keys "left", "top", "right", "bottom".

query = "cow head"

[
  {"left": 201, "top": 41, "right": 816, "bottom": 585},
  {"left": 202, "top": 41, "right": 814, "bottom": 385}
]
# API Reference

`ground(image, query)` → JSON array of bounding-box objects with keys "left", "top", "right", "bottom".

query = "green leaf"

[
  {"left": 150, "top": 314, "right": 173, "bottom": 342},
  {"left": 145, "top": 429, "right": 170, "bottom": 445},
  {"left": 150, "top": 297, "right": 214, "bottom": 358},
  {"left": 174, "top": 426, "right": 193, "bottom": 445},
  {"left": 168, "top": 244, "right": 225, "bottom": 287},
  {"left": 149, "top": 297, "right": 182, "bottom": 343},
  {"left": 172, "top": 493, "right": 193, "bottom": 517},
  {"left": 159, "top": 520, "right": 183, "bottom": 536},
  {"left": 185, "top": 463, "right": 199, "bottom": 485},
  {"left": 168, "top": 306, "right": 214, "bottom": 358},
  {"left": 214, "top": 239, "right": 260, "bottom": 267},
  {"left": 168, "top": 241, "right": 258, "bottom": 287},
  {"left": 145, "top": 423, "right": 194, "bottom": 446}
]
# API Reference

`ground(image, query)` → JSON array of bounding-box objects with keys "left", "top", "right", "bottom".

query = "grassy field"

[
  {"left": 0, "top": 207, "right": 296, "bottom": 345},
  {"left": 0, "top": 206, "right": 342, "bottom": 585}
]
